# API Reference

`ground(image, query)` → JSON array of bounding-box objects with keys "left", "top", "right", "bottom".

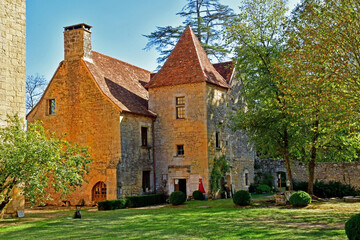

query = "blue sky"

[{"left": 26, "top": 0, "right": 300, "bottom": 81}]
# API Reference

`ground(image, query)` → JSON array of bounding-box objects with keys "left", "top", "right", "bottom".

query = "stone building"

[
  {"left": 0, "top": 0, "right": 26, "bottom": 217},
  {"left": 27, "top": 23, "right": 254, "bottom": 205}
]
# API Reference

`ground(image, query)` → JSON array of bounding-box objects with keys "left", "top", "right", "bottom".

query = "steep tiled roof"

[
  {"left": 146, "top": 26, "right": 230, "bottom": 89},
  {"left": 213, "top": 61, "right": 234, "bottom": 83},
  {"left": 84, "top": 51, "right": 155, "bottom": 117},
  {"left": 150, "top": 61, "right": 235, "bottom": 83}
]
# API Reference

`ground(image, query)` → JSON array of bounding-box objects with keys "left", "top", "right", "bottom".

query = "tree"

[
  {"left": 0, "top": 115, "right": 91, "bottom": 212},
  {"left": 276, "top": 0, "right": 360, "bottom": 195},
  {"left": 26, "top": 74, "right": 47, "bottom": 113},
  {"left": 226, "top": 0, "right": 297, "bottom": 190},
  {"left": 144, "top": 0, "right": 234, "bottom": 65}
]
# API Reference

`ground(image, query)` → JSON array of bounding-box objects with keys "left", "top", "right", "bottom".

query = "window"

[
  {"left": 245, "top": 173, "right": 249, "bottom": 186},
  {"left": 142, "top": 171, "right": 150, "bottom": 192},
  {"left": 177, "top": 145, "right": 184, "bottom": 156},
  {"left": 141, "top": 127, "right": 148, "bottom": 146},
  {"left": 48, "top": 99, "right": 55, "bottom": 115},
  {"left": 216, "top": 132, "right": 220, "bottom": 149},
  {"left": 176, "top": 96, "right": 185, "bottom": 119}
]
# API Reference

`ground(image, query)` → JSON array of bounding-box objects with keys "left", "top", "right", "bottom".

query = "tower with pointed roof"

[{"left": 147, "top": 26, "right": 254, "bottom": 196}]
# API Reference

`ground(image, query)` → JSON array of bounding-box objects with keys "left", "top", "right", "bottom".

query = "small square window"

[
  {"left": 48, "top": 99, "right": 55, "bottom": 115},
  {"left": 176, "top": 106, "right": 185, "bottom": 119},
  {"left": 176, "top": 97, "right": 185, "bottom": 105},
  {"left": 177, "top": 145, "right": 184, "bottom": 156}
]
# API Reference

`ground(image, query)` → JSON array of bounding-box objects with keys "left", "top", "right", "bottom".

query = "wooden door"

[{"left": 92, "top": 181, "right": 106, "bottom": 202}]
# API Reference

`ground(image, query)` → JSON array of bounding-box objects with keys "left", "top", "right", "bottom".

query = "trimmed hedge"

[
  {"left": 98, "top": 199, "right": 128, "bottom": 211},
  {"left": 345, "top": 213, "right": 360, "bottom": 240},
  {"left": 289, "top": 191, "right": 312, "bottom": 207},
  {"left": 127, "top": 194, "right": 167, "bottom": 208},
  {"left": 170, "top": 191, "right": 186, "bottom": 205},
  {"left": 193, "top": 190, "right": 205, "bottom": 200},
  {"left": 256, "top": 184, "right": 272, "bottom": 194},
  {"left": 293, "top": 180, "right": 358, "bottom": 198},
  {"left": 233, "top": 190, "right": 251, "bottom": 206}
]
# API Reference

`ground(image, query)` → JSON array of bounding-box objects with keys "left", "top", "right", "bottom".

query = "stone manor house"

[{"left": 27, "top": 23, "right": 255, "bottom": 205}]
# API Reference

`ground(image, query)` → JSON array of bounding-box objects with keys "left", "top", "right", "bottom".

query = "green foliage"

[
  {"left": 126, "top": 194, "right": 167, "bottom": 208},
  {"left": 192, "top": 190, "right": 205, "bottom": 200},
  {"left": 293, "top": 181, "right": 358, "bottom": 198},
  {"left": 254, "top": 173, "right": 274, "bottom": 188},
  {"left": 144, "top": 0, "right": 234, "bottom": 65},
  {"left": 233, "top": 190, "right": 251, "bottom": 206},
  {"left": 98, "top": 199, "right": 128, "bottom": 211},
  {"left": 289, "top": 191, "right": 312, "bottom": 207},
  {"left": 0, "top": 115, "right": 91, "bottom": 211},
  {"left": 169, "top": 191, "right": 186, "bottom": 205},
  {"left": 209, "top": 155, "right": 231, "bottom": 197},
  {"left": 256, "top": 184, "right": 272, "bottom": 194},
  {"left": 345, "top": 214, "right": 360, "bottom": 240}
]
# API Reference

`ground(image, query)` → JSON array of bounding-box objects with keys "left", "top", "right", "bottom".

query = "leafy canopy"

[{"left": 0, "top": 115, "right": 91, "bottom": 209}]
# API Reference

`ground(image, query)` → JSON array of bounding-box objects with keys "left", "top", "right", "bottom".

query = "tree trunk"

[
  {"left": 308, "top": 119, "right": 319, "bottom": 195},
  {"left": 283, "top": 127, "right": 293, "bottom": 191}
]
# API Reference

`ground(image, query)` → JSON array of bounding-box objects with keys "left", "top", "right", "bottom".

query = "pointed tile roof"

[{"left": 146, "top": 26, "right": 230, "bottom": 89}]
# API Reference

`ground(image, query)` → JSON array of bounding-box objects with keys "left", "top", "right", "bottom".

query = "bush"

[
  {"left": 345, "top": 214, "right": 360, "bottom": 240},
  {"left": 289, "top": 191, "right": 312, "bottom": 207},
  {"left": 98, "top": 199, "right": 128, "bottom": 211},
  {"left": 249, "top": 183, "right": 257, "bottom": 193},
  {"left": 170, "top": 191, "right": 186, "bottom": 205},
  {"left": 233, "top": 190, "right": 251, "bottom": 206},
  {"left": 192, "top": 190, "right": 205, "bottom": 200},
  {"left": 293, "top": 180, "right": 358, "bottom": 198},
  {"left": 256, "top": 184, "right": 272, "bottom": 194},
  {"left": 126, "top": 194, "right": 166, "bottom": 208}
]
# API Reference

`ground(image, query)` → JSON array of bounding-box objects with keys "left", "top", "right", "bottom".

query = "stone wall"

[
  {"left": 118, "top": 112, "right": 154, "bottom": 197},
  {"left": 255, "top": 158, "right": 360, "bottom": 189},
  {"left": 27, "top": 59, "right": 121, "bottom": 205},
  {"left": 0, "top": 0, "right": 26, "bottom": 126},
  {"left": 149, "top": 82, "right": 209, "bottom": 196},
  {"left": 0, "top": 0, "right": 26, "bottom": 218}
]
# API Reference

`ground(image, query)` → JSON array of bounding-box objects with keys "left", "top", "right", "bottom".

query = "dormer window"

[
  {"left": 48, "top": 99, "right": 55, "bottom": 115},
  {"left": 176, "top": 97, "right": 185, "bottom": 119}
]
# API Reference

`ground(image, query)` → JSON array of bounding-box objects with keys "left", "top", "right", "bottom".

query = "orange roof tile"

[
  {"left": 213, "top": 61, "right": 234, "bottom": 83},
  {"left": 84, "top": 51, "right": 155, "bottom": 117},
  {"left": 146, "top": 26, "right": 230, "bottom": 89}
]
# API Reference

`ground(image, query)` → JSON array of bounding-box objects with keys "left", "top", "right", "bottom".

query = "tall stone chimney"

[{"left": 64, "top": 23, "right": 92, "bottom": 61}]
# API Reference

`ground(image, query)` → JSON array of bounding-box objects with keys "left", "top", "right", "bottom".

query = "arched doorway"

[{"left": 92, "top": 181, "right": 107, "bottom": 202}]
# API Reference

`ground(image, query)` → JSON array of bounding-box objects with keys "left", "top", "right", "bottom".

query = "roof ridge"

[
  {"left": 188, "top": 26, "right": 207, "bottom": 81},
  {"left": 91, "top": 51, "right": 151, "bottom": 73}
]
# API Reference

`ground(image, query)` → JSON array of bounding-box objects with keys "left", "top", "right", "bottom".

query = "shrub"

[
  {"left": 248, "top": 183, "right": 257, "bottom": 193},
  {"left": 193, "top": 190, "right": 205, "bottom": 200},
  {"left": 126, "top": 194, "right": 166, "bottom": 208},
  {"left": 98, "top": 199, "right": 128, "bottom": 211},
  {"left": 170, "top": 191, "right": 186, "bottom": 205},
  {"left": 289, "top": 191, "right": 312, "bottom": 207},
  {"left": 345, "top": 214, "right": 360, "bottom": 240},
  {"left": 233, "top": 190, "right": 251, "bottom": 206},
  {"left": 256, "top": 184, "right": 272, "bottom": 194},
  {"left": 293, "top": 180, "right": 358, "bottom": 198}
]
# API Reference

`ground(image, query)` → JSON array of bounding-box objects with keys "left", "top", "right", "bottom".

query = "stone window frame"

[
  {"left": 141, "top": 126, "right": 148, "bottom": 147},
  {"left": 176, "top": 144, "right": 185, "bottom": 156},
  {"left": 175, "top": 96, "right": 185, "bottom": 119},
  {"left": 243, "top": 170, "right": 249, "bottom": 187},
  {"left": 139, "top": 122, "right": 151, "bottom": 148},
  {"left": 46, "top": 98, "right": 55, "bottom": 116}
]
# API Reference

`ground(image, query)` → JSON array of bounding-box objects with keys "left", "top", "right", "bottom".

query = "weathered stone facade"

[
  {"left": 0, "top": 0, "right": 26, "bottom": 218},
  {"left": 255, "top": 158, "right": 360, "bottom": 189}
]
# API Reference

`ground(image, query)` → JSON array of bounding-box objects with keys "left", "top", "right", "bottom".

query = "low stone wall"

[{"left": 255, "top": 158, "right": 360, "bottom": 189}]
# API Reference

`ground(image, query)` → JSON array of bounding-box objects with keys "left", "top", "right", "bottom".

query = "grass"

[{"left": 0, "top": 194, "right": 359, "bottom": 239}]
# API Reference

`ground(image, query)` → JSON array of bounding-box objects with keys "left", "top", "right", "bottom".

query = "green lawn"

[{"left": 0, "top": 195, "right": 358, "bottom": 239}]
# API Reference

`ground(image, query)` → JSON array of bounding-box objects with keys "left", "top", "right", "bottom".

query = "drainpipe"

[{"left": 152, "top": 118, "right": 156, "bottom": 193}]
